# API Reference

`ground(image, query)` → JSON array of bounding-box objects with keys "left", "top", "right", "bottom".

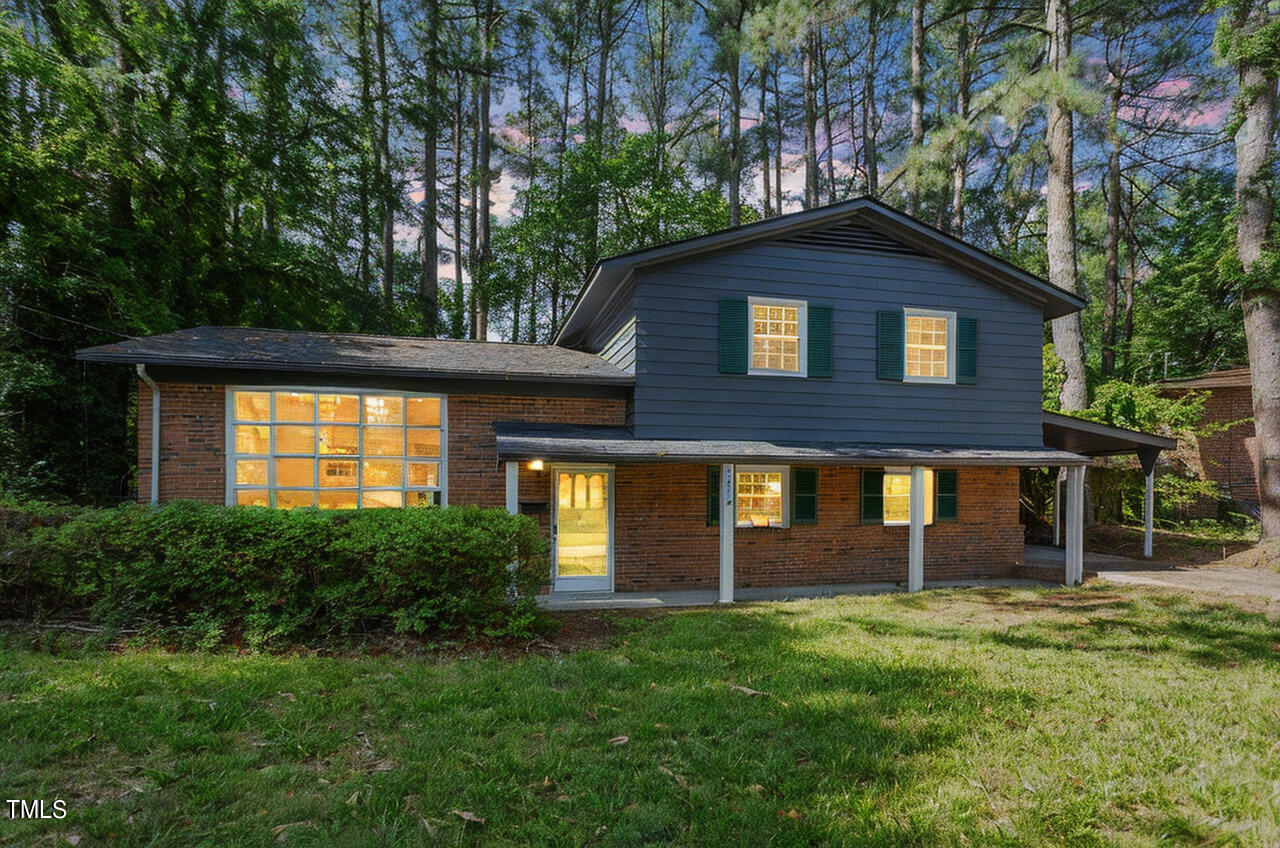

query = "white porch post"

[
  {"left": 1065, "top": 465, "right": 1085, "bottom": 586},
  {"left": 505, "top": 461, "right": 519, "bottom": 515},
  {"left": 1143, "top": 469, "right": 1154, "bottom": 559},
  {"left": 1052, "top": 468, "right": 1062, "bottom": 547},
  {"left": 908, "top": 465, "right": 925, "bottom": 592},
  {"left": 719, "top": 464, "right": 735, "bottom": 603}
]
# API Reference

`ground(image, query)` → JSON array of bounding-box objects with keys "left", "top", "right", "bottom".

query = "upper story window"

[
  {"left": 228, "top": 388, "right": 445, "bottom": 510},
  {"left": 903, "top": 308, "right": 956, "bottom": 384},
  {"left": 748, "top": 297, "right": 808, "bottom": 377}
]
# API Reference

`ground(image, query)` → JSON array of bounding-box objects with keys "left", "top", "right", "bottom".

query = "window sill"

[{"left": 746, "top": 370, "right": 808, "bottom": 378}]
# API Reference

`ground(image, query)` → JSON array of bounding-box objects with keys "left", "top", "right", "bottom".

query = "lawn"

[{"left": 2, "top": 585, "right": 1279, "bottom": 847}]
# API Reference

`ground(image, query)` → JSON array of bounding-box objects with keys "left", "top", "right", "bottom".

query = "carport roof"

[{"left": 1041, "top": 411, "right": 1176, "bottom": 473}]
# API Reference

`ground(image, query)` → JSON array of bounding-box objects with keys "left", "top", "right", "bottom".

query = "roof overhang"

[
  {"left": 556, "top": 197, "right": 1086, "bottom": 347},
  {"left": 1042, "top": 411, "right": 1176, "bottom": 474},
  {"left": 495, "top": 423, "right": 1090, "bottom": 467}
]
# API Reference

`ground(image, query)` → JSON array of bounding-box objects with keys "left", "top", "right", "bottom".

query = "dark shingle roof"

[
  {"left": 494, "top": 423, "right": 1089, "bottom": 467},
  {"left": 77, "top": 326, "right": 633, "bottom": 386}
]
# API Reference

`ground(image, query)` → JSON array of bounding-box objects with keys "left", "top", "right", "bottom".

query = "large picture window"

[
  {"left": 228, "top": 389, "right": 445, "bottom": 509},
  {"left": 881, "top": 467, "right": 935, "bottom": 525}
]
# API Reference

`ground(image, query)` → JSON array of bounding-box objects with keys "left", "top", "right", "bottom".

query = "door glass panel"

[{"left": 557, "top": 471, "right": 609, "bottom": 578}]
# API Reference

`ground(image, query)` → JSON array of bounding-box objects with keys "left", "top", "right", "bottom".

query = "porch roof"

[
  {"left": 493, "top": 422, "right": 1090, "bottom": 467},
  {"left": 1041, "top": 411, "right": 1176, "bottom": 474}
]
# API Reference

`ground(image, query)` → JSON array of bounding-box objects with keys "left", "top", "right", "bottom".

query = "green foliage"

[
  {"left": 1042, "top": 343, "right": 1065, "bottom": 411},
  {"left": 1, "top": 501, "right": 548, "bottom": 647},
  {"left": 1078, "top": 380, "right": 1206, "bottom": 433}
]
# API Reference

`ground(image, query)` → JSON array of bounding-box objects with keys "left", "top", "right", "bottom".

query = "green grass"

[{"left": 3, "top": 586, "right": 1279, "bottom": 846}]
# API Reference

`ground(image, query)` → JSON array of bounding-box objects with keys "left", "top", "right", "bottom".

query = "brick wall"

[
  {"left": 1195, "top": 386, "right": 1257, "bottom": 501},
  {"left": 606, "top": 464, "right": 1022, "bottom": 592},
  {"left": 446, "top": 394, "right": 627, "bottom": 510},
  {"left": 137, "top": 382, "right": 226, "bottom": 503}
]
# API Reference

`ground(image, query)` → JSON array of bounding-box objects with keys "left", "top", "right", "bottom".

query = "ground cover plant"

[
  {"left": 2, "top": 584, "right": 1278, "bottom": 846},
  {"left": 1086, "top": 520, "right": 1259, "bottom": 564}
]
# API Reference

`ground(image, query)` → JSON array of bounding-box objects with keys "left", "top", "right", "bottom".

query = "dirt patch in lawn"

[
  {"left": 1086, "top": 524, "right": 1255, "bottom": 564},
  {"left": 1213, "top": 539, "right": 1280, "bottom": 574}
]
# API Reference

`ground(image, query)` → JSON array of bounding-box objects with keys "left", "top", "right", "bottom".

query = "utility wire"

[{"left": 11, "top": 303, "right": 137, "bottom": 340}]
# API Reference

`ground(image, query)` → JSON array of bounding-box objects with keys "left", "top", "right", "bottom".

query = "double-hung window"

[
  {"left": 903, "top": 308, "right": 956, "bottom": 383},
  {"left": 735, "top": 465, "right": 790, "bottom": 527},
  {"left": 228, "top": 388, "right": 445, "bottom": 509},
  {"left": 748, "top": 297, "right": 807, "bottom": 376}
]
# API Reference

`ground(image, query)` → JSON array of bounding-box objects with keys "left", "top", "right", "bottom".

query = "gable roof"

[
  {"left": 1161, "top": 367, "right": 1250, "bottom": 389},
  {"left": 556, "top": 196, "right": 1086, "bottom": 347},
  {"left": 76, "top": 326, "right": 634, "bottom": 386}
]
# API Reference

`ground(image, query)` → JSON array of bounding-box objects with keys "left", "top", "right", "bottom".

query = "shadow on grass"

[
  {"left": 987, "top": 590, "right": 1280, "bottom": 668},
  {"left": 0, "top": 606, "right": 1039, "bottom": 847}
]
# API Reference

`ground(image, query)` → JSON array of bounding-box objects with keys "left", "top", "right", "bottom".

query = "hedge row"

[{"left": 0, "top": 500, "right": 548, "bottom": 646}]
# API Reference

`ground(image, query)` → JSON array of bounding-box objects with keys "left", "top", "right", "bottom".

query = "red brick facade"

[
  {"left": 605, "top": 464, "right": 1022, "bottom": 591},
  {"left": 137, "top": 382, "right": 226, "bottom": 503},
  {"left": 138, "top": 380, "right": 1024, "bottom": 591},
  {"left": 1193, "top": 385, "right": 1257, "bottom": 501}
]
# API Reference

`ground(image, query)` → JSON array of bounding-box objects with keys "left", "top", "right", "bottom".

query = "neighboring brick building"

[
  {"left": 1162, "top": 368, "right": 1257, "bottom": 512},
  {"left": 81, "top": 198, "right": 1171, "bottom": 598}
]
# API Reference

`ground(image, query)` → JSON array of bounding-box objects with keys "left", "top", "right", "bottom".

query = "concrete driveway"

[{"left": 1025, "top": 544, "right": 1280, "bottom": 602}]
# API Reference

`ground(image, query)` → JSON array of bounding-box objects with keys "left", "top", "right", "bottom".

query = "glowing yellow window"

[
  {"left": 750, "top": 301, "right": 805, "bottom": 374},
  {"left": 905, "top": 311, "right": 953, "bottom": 381},
  {"left": 736, "top": 469, "right": 786, "bottom": 528},
  {"left": 882, "top": 469, "right": 934, "bottom": 525}
]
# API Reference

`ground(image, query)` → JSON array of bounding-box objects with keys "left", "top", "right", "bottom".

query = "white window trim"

[
  {"left": 881, "top": 466, "right": 934, "bottom": 527},
  {"left": 747, "top": 296, "right": 808, "bottom": 378},
  {"left": 734, "top": 464, "right": 791, "bottom": 529},
  {"left": 902, "top": 307, "right": 957, "bottom": 385},
  {"left": 223, "top": 386, "right": 448, "bottom": 508}
]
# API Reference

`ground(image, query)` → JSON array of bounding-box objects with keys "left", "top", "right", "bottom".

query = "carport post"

[
  {"left": 1065, "top": 465, "right": 1084, "bottom": 586},
  {"left": 908, "top": 465, "right": 925, "bottom": 592},
  {"left": 1138, "top": 447, "right": 1159, "bottom": 560},
  {"left": 719, "top": 464, "right": 735, "bottom": 603},
  {"left": 1144, "top": 470, "right": 1154, "bottom": 559},
  {"left": 1052, "top": 467, "right": 1062, "bottom": 547}
]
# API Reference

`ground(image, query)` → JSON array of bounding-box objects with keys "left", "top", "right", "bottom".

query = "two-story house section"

[{"left": 78, "top": 197, "right": 1174, "bottom": 600}]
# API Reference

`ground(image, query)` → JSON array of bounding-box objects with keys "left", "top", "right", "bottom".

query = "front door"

[{"left": 552, "top": 466, "right": 613, "bottom": 592}]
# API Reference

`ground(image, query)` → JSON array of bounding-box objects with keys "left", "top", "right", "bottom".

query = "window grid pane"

[
  {"left": 735, "top": 471, "right": 784, "bottom": 527},
  {"left": 230, "top": 390, "right": 443, "bottom": 510},
  {"left": 905, "top": 316, "right": 950, "bottom": 378},
  {"left": 882, "top": 470, "right": 935, "bottom": 525},
  {"left": 751, "top": 304, "right": 802, "bottom": 372}
]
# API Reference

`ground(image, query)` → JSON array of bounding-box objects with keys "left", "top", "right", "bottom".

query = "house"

[
  {"left": 1161, "top": 367, "right": 1258, "bottom": 514},
  {"left": 77, "top": 198, "right": 1174, "bottom": 598}
]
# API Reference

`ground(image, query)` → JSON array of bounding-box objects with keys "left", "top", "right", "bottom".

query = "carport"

[{"left": 1041, "top": 412, "right": 1178, "bottom": 579}]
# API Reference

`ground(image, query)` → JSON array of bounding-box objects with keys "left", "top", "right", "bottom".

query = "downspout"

[{"left": 135, "top": 364, "right": 160, "bottom": 506}]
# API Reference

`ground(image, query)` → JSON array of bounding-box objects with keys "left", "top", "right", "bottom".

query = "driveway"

[{"left": 1025, "top": 544, "right": 1280, "bottom": 602}]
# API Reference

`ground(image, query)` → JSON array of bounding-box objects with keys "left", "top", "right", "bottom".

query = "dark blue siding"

[{"left": 630, "top": 241, "right": 1046, "bottom": 447}]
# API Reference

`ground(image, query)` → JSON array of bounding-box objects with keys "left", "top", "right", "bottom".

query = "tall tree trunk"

[
  {"left": 376, "top": 0, "right": 394, "bottom": 322},
  {"left": 473, "top": 0, "right": 493, "bottom": 341},
  {"left": 1101, "top": 83, "right": 1122, "bottom": 378},
  {"left": 862, "top": 19, "right": 880, "bottom": 196},
  {"left": 949, "top": 12, "right": 969, "bottom": 236},
  {"left": 1233, "top": 0, "right": 1280, "bottom": 537},
  {"left": 772, "top": 60, "right": 783, "bottom": 213},
  {"left": 818, "top": 30, "right": 836, "bottom": 203},
  {"left": 453, "top": 68, "right": 466, "bottom": 338},
  {"left": 1045, "top": 0, "right": 1086, "bottom": 411},
  {"left": 356, "top": 0, "right": 374, "bottom": 290},
  {"left": 760, "top": 64, "right": 771, "bottom": 216},
  {"left": 418, "top": 0, "right": 440, "bottom": 335},
  {"left": 728, "top": 50, "right": 742, "bottom": 225},
  {"left": 802, "top": 35, "right": 819, "bottom": 208},
  {"left": 908, "top": 0, "right": 925, "bottom": 216}
]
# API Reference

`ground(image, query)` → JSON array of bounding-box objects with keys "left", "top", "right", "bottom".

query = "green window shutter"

[
  {"left": 706, "top": 465, "right": 721, "bottom": 526},
  {"left": 718, "top": 299, "right": 749, "bottom": 374},
  {"left": 807, "top": 305, "right": 833, "bottom": 378},
  {"left": 935, "top": 468, "right": 958, "bottom": 522},
  {"left": 792, "top": 467, "right": 818, "bottom": 524},
  {"left": 876, "top": 310, "right": 904, "bottom": 381},
  {"left": 860, "top": 469, "right": 884, "bottom": 523},
  {"left": 956, "top": 316, "right": 978, "bottom": 385}
]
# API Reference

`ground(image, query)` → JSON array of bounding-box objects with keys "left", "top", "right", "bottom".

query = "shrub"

[{"left": 0, "top": 500, "right": 548, "bottom": 647}]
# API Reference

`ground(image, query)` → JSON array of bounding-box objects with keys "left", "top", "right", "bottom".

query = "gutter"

[{"left": 135, "top": 364, "right": 160, "bottom": 505}]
